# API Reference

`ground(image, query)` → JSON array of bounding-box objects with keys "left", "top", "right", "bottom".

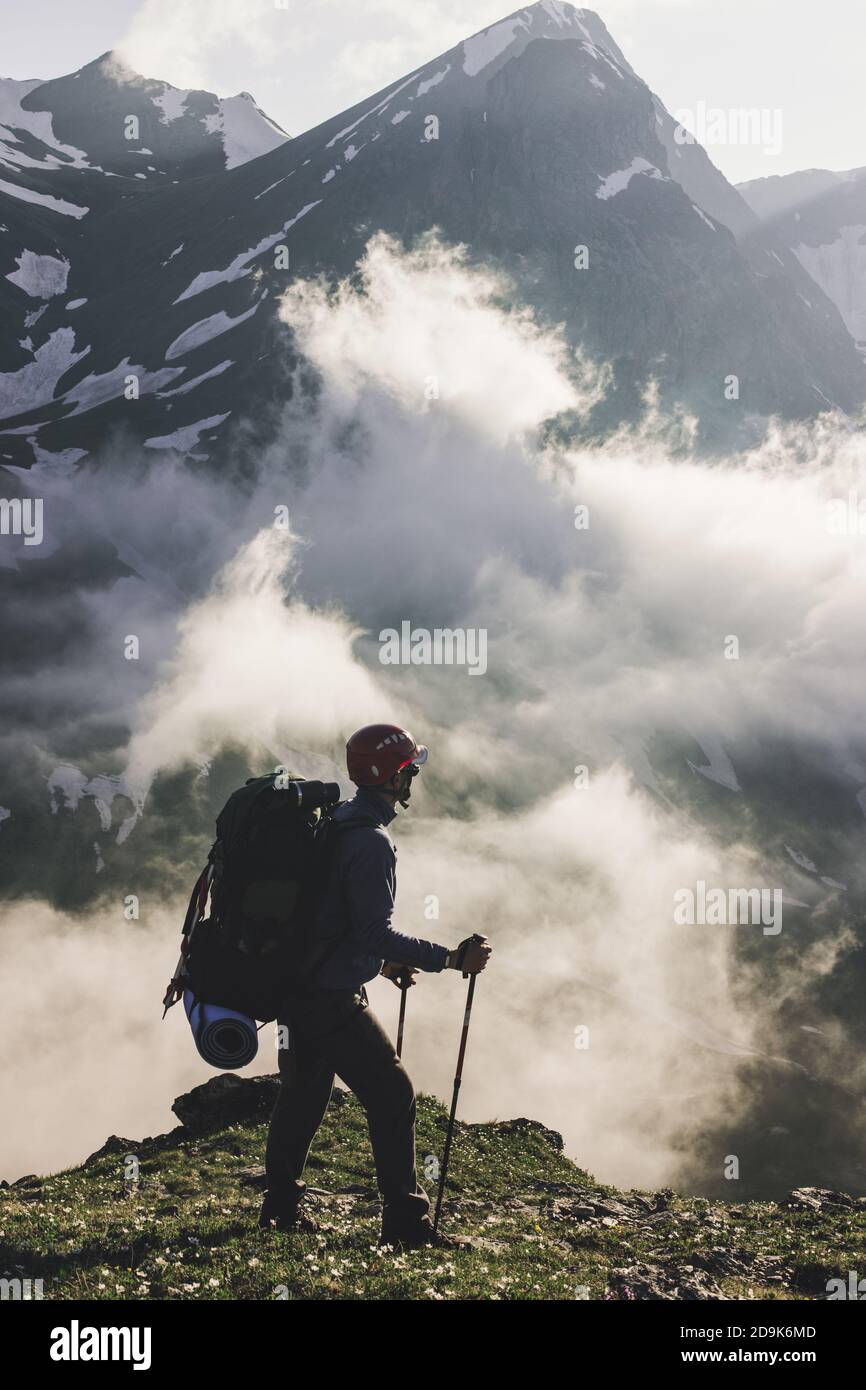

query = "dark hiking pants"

[{"left": 265, "top": 987, "right": 430, "bottom": 1234}]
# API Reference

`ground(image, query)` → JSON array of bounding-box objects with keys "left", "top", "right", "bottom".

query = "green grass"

[{"left": 2, "top": 1093, "right": 864, "bottom": 1301}]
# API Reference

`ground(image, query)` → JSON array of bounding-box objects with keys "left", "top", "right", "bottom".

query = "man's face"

[{"left": 397, "top": 763, "right": 418, "bottom": 804}]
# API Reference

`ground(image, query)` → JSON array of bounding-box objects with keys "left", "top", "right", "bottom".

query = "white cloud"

[
  {"left": 279, "top": 232, "right": 599, "bottom": 441},
  {"left": 8, "top": 230, "right": 866, "bottom": 1189}
]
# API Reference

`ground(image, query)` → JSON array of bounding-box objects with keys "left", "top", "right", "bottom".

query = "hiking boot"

[
  {"left": 258, "top": 1192, "right": 318, "bottom": 1235},
  {"left": 379, "top": 1216, "right": 471, "bottom": 1251}
]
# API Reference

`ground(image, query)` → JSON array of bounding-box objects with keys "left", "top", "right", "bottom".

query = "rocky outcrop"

[
  {"left": 170, "top": 1073, "right": 350, "bottom": 1131},
  {"left": 171, "top": 1073, "right": 281, "bottom": 1130},
  {"left": 787, "top": 1187, "right": 866, "bottom": 1212}
]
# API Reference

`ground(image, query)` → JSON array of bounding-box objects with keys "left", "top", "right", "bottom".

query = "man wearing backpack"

[{"left": 261, "top": 722, "right": 492, "bottom": 1249}]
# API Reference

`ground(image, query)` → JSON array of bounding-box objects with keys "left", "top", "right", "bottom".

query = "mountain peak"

[
  {"left": 457, "top": 2, "right": 633, "bottom": 78},
  {"left": 93, "top": 49, "right": 146, "bottom": 84},
  {"left": 11, "top": 53, "right": 289, "bottom": 176},
  {"left": 2, "top": 0, "right": 863, "bottom": 469}
]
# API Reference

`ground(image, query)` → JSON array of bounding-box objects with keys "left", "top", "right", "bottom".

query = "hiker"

[{"left": 261, "top": 722, "right": 492, "bottom": 1248}]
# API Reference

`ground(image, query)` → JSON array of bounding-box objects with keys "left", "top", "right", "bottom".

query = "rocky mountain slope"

[
  {"left": 739, "top": 167, "right": 866, "bottom": 360},
  {"left": 1, "top": 2, "right": 863, "bottom": 471},
  {"left": 3, "top": 1074, "right": 864, "bottom": 1301},
  {"left": 0, "top": 51, "right": 290, "bottom": 469},
  {"left": 0, "top": 52, "right": 289, "bottom": 183}
]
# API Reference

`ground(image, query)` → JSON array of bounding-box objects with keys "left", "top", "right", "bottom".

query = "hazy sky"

[
  {"left": 0, "top": 1, "right": 862, "bottom": 199},
  {"left": 0, "top": 1, "right": 861, "bottom": 175}
]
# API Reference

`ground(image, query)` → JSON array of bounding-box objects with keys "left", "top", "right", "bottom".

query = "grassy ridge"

[{"left": 3, "top": 1090, "right": 865, "bottom": 1300}]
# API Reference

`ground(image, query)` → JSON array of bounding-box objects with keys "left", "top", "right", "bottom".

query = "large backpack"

[{"left": 162, "top": 772, "right": 372, "bottom": 1023}]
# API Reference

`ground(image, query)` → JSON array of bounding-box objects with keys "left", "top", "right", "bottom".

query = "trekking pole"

[
  {"left": 396, "top": 979, "right": 408, "bottom": 1060},
  {"left": 433, "top": 934, "right": 486, "bottom": 1234}
]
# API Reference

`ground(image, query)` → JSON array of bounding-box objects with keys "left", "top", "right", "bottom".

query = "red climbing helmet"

[{"left": 346, "top": 724, "right": 428, "bottom": 787}]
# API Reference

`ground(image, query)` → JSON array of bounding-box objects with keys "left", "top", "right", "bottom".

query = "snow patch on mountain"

[
  {"left": 0, "top": 177, "right": 88, "bottom": 218},
  {"left": 143, "top": 411, "right": 231, "bottom": 453},
  {"left": 785, "top": 845, "right": 818, "bottom": 872},
  {"left": 692, "top": 204, "right": 716, "bottom": 231},
  {"left": 542, "top": 0, "right": 581, "bottom": 26},
  {"left": 29, "top": 443, "right": 87, "bottom": 478},
  {"left": 0, "top": 443, "right": 87, "bottom": 517},
  {"left": 416, "top": 66, "right": 450, "bottom": 97},
  {"left": 173, "top": 202, "right": 320, "bottom": 303},
  {"left": 164, "top": 303, "right": 261, "bottom": 360},
  {"left": 47, "top": 764, "right": 146, "bottom": 843},
  {"left": 0, "top": 328, "right": 88, "bottom": 417},
  {"left": 255, "top": 176, "right": 291, "bottom": 200},
  {"left": 596, "top": 158, "right": 667, "bottom": 200},
  {"left": 460, "top": 1, "right": 596, "bottom": 78},
  {"left": 792, "top": 226, "right": 866, "bottom": 350},
  {"left": 47, "top": 765, "right": 85, "bottom": 814},
  {"left": 325, "top": 74, "right": 417, "bottom": 150},
  {"left": 62, "top": 358, "right": 183, "bottom": 416},
  {"left": 0, "top": 76, "right": 92, "bottom": 171},
  {"left": 580, "top": 40, "right": 624, "bottom": 79},
  {"left": 686, "top": 734, "right": 741, "bottom": 792},
  {"left": 463, "top": 15, "right": 530, "bottom": 75},
  {"left": 5, "top": 250, "right": 70, "bottom": 299},
  {"left": 152, "top": 86, "right": 188, "bottom": 123},
  {"left": 203, "top": 93, "right": 289, "bottom": 170},
  {"left": 174, "top": 241, "right": 269, "bottom": 303},
  {"left": 156, "top": 359, "right": 233, "bottom": 398}
]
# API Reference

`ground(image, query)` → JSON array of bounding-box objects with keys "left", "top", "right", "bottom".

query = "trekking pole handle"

[{"left": 461, "top": 932, "right": 488, "bottom": 979}]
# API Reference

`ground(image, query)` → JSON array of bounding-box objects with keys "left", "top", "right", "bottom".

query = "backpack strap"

[
  {"left": 326, "top": 814, "right": 387, "bottom": 890},
  {"left": 161, "top": 861, "right": 213, "bottom": 1016},
  {"left": 301, "top": 814, "right": 385, "bottom": 985}
]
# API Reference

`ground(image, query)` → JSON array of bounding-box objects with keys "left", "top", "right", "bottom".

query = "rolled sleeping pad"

[
  {"left": 184, "top": 990, "right": 258, "bottom": 1070},
  {"left": 290, "top": 779, "right": 341, "bottom": 811}
]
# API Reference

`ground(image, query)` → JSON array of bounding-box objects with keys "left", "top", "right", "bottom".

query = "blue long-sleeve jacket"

[{"left": 313, "top": 786, "right": 449, "bottom": 990}]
